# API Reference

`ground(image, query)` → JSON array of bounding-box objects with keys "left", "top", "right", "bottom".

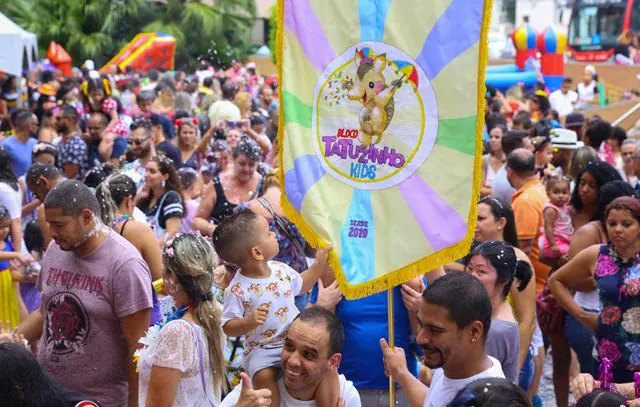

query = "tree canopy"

[{"left": 0, "top": 0, "right": 257, "bottom": 71}]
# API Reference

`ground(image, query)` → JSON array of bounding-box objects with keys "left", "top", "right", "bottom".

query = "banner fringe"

[{"left": 277, "top": 0, "right": 493, "bottom": 300}]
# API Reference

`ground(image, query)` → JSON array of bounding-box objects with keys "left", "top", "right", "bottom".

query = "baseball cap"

[{"left": 565, "top": 112, "right": 585, "bottom": 128}]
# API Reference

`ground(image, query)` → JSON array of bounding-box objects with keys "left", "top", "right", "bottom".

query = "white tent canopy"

[{"left": 0, "top": 12, "right": 38, "bottom": 77}]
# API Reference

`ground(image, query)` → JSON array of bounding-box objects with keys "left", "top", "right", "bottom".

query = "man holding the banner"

[{"left": 380, "top": 273, "right": 505, "bottom": 406}]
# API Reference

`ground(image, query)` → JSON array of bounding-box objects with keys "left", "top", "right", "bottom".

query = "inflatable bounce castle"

[
  {"left": 100, "top": 32, "right": 175, "bottom": 74},
  {"left": 486, "top": 25, "right": 566, "bottom": 93}
]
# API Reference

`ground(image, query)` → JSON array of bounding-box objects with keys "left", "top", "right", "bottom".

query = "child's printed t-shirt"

[{"left": 221, "top": 261, "right": 302, "bottom": 356}]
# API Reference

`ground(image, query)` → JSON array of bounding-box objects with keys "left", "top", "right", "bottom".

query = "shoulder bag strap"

[
  {"left": 251, "top": 175, "right": 265, "bottom": 199},
  {"left": 119, "top": 218, "right": 131, "bottom": 236},
  {"left": 171, "top": 319, "right": 218, "bottom": 407},
  {"left": 260, "top": 198, "right": 306, "bottom": 257},
  {"left": 154, "top": 192, "right": 171, "bottom": 224},
  {"left": 192, "top": 322, "right": 217, "bottom": 407},
  {"left": 257, "top": 197, "right": 276, "bottom": 218}
]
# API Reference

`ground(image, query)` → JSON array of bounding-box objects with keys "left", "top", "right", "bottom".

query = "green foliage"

[
  {"left": 200, "top": 41, "right": 244, "bottom": 71},
  {"left": 268, "top": 3, "right": 277, "bottom": 64},
  {"left": 0, "top": 0, "right": 258, "bottom": 71}
]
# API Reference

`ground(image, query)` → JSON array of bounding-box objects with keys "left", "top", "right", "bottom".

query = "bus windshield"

[{"left": 569, "top": 3, "right": 626, "bottom": 47}]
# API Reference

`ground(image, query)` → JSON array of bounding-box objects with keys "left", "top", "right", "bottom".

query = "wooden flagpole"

[{"left": 388, "top": 288, "right": 395, "bottom": 406}]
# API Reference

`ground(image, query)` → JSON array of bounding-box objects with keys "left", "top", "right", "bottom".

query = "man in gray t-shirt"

[
  {"left": 17, "top": 181, "right": 152, "bottom": 407},
  {"left": 491, "top": 130, "right": 529, "bottom": 203},
  {"left": 491, "top": 165, "right": 516, "bottom": 203}
]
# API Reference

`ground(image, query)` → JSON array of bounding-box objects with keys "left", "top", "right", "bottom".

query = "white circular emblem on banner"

[{"left": 312, "top": 42, "right": 439, "bottom": 190}]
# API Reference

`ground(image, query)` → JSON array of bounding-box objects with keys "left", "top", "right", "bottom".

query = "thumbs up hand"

[{"left": 236, "top": 372, "right": 272, "bottom": 407}]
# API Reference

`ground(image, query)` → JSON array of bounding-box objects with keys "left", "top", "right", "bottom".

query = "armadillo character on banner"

[{"left": 277, "top": 0, "right": 492, "bottom": 299}]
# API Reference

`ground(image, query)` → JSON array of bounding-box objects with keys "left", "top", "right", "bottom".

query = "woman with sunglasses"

[{"left": 193, "top": 138, "right": 264, "bottom": 236}]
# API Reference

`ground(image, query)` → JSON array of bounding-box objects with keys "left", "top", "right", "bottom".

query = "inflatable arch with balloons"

[{"left": 486, "top": 24, "right": 567, "bottom": 93}]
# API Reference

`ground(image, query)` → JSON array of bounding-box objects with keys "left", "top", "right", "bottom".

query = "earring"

[{"left": 162, "top": 180, "right": 166, "bottom": 189}]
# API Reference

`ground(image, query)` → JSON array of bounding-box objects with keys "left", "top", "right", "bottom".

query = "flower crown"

[
  {"left": 175, "top": 117, "right": 199, "bottom": 128},
  {"left": 163, "top": 231, "right": 206, "bottom": 259}
]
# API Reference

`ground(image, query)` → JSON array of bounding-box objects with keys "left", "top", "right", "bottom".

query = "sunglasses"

[{"left": 129, "top": 137, "right": 149, "bottom": 146}]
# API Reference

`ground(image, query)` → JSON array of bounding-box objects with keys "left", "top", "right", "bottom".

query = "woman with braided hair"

[{"left": 136, "top": 233, "right": 227, "bottom": 406}]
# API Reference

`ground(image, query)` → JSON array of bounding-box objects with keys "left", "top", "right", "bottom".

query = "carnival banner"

[{"left": 277, "top": 0, "right": 492, "bottom": 299}]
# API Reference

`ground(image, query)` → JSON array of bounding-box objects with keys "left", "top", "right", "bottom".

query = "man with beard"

[
  {"left": 2, "top": 108, "right": 38, "bottom": 177},
  {"left": 257, "top": 84, "right": 278, "bottom": 119},
  {"left": 121, "top": 118, "right": 156, "bottom": 188},
  {"left": 26, "top": 163, "right": 65, "bottom": 247},
  {"left": 220, "top": 307, "right": 362, "bottom": 406},
  {"left": 16, "top": 180, "right": 152, "bottom": 407},
  {"left": 56, "top": 105, "right": 89, "bottom": 180},
  {"left": 380, "top": 272, "right": 504, "bottom": 407},
  {"left": 85, "top": 112, "right": 128, "bottom": 166}
]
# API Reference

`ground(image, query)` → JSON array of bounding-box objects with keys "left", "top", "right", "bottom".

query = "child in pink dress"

[{"left": 540, "top": 176, "right": 574, "bottom": 260}]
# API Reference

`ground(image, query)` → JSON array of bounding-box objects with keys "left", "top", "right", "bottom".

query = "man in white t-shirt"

[
  {"left": 549, "top": 77, "right": 578, "bottom": 117},
  {"left": 380, "top": 272, "right": 504, "bottom": 407},
  {"left": 576, "top": 68, "right": 598, "bottom": 110},
  {"left": 221, "top": 307, "right": 361, "bottom": 406}
]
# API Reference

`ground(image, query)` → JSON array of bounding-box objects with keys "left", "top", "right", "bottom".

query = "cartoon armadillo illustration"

[{"left": 347, "top": 48, "right": 403, "bottom": 146}]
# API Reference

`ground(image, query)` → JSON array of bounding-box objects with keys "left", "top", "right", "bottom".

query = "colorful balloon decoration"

[
  {"left": 537, "top": 26, "right": 567, "bottom": 91},
  {"left": 511, "top": 24, "right": 537, "bottom": 70}
]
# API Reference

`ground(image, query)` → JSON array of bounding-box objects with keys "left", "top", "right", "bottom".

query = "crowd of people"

[{"left": 0, "top": 58, "right": 640, "bottom": 407}]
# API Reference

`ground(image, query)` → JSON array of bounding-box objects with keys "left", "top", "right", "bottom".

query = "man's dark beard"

[
  {"left": 422, "top": 347, "right": 445, "bottom": 369},
  {"left": 57, "top": 124, "right": 69, "bottom": 134},
  {"left": 139, "top": 144, "right": 151, "bottom": 158}
]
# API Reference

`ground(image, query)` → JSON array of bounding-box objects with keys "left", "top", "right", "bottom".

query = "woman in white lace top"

[{"left": 137, "top": 233, "right": 227, "bottom": 406}]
